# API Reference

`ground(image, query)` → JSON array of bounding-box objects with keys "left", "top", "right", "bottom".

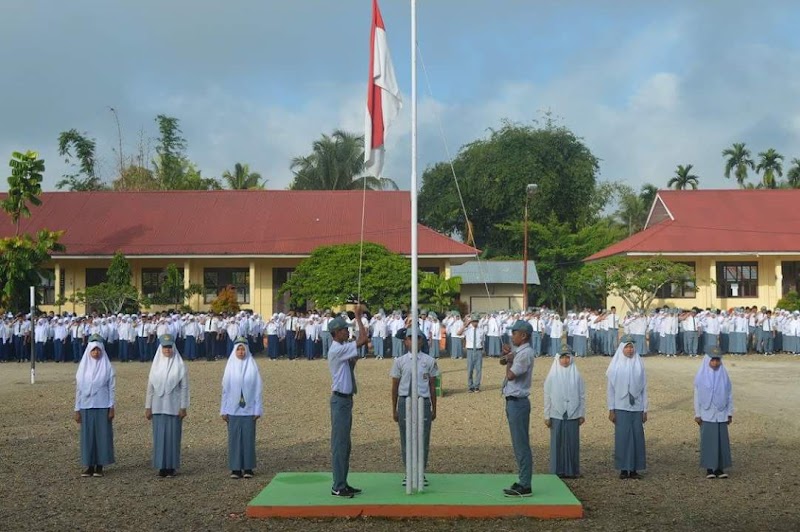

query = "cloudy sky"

[{"left": 1, "top": 0, "right": 799, "bottom": 193}]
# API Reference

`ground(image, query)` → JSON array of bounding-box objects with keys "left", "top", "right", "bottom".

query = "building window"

[
  {"left": 86, "top": 268, "right": 108, "bottom": 288},
  {"left": 204, "top": 268, "right": 249, "bottom": 304},
  {"left": 142, "top": 268, "right": 184, "bottom": 298},
  {"left": 39, "top": 269, "right": 65, "bottom": 305},
  {"left": 655, "top": 262, "right": 696, "bottom": 298},
  {"left": 716, "top": 262, "right": 758, "bottom": 298}
]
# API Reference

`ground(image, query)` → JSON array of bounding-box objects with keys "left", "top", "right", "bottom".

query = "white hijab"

[
  {"left": 606, "top": 340, "right": 646, "bottom": 401},
  {"left": 544, "top": 353, "right": 583, "bottom": 418},
  {"left": 76, "top": 341, "right": 114, "bottom": 403},
  {"left": 148, "top": 343, "right": 186, "bottom": 397},
  {"left": 694, "top": 355, "right": 732, "bottom": 411},
  {"left": 221, "top": 340, "right": 263, "bottom": 416}
]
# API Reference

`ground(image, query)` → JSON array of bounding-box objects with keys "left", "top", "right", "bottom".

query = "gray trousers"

[
  {"left": 397, "top": 397, "right": 432, "bottom": 468},
  {"left": 466, "top": 348, "right": 483, "bottom": 390},
  {"left": 683, "top": 331, "right": 699, "bottom": 354},
  {"left": 330, "top": 394, "right": 353, "bottom": 490},
  {"left": 505, "top": 397, "right": 532, "bottom": 489}
]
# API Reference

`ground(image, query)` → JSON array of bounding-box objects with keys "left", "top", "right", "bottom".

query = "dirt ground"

[{"left": 1, "top": 353, "right": 798, "bottom": 532}]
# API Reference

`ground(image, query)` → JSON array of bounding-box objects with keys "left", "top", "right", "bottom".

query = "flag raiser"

[{"left": 364, "top": 0, "right": 402, "bottom": 177}]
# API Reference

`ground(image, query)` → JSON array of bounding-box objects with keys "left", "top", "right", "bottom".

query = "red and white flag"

[{"left": 364, "top": 0, "right": 402, "bottom": 177}]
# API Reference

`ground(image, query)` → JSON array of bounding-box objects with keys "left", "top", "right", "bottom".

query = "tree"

[
  {"left": 80, "top": 252, "right": 139, "bottom": 314},
  {"left": 279, "top": 242, "right": 411, "bottom": 310},
  {"left": 580, "top": 256, "right": 696, "bottom": 311},
  {"left": 419, "top": 273, "right": 462, "bottom": 315},
  {"left": 756, "top": 148, "right": 784, "bottom": 189},
  {"left": 613, "top": 184, "right": 648, "bottom": 236},
  {"left": 776, "top": 291, "right": 800, "bottom": 312},
  {"left": 56, "top": 129, "right": 105, "bottom": 191},
  {"left": 222, "top": 162, "right": 266, "bottom": 190},
  {"left": 667, "top": 164, "right": 699, "bottom": 190},
  {"left": 289, "top": 130, "right": 398, "bottom": 191},
  {"left": 639, "top": 183, "right": 659, "bottom": 213},
  {"left": 722, "top": 142, "right": 755, "bottom": 188},
  {"left": 112, "top": 165, "right": 159, "bottom": 191},
  {"left": 0, "top": 230, "right": 65, "bottom": 312},
  {"left": 154, "top": 114, "right": 187, "bottom": 189},
  {"left": 419, "top": 119, "right": 600, "bottom": 257},
  {"left": 211, "top": 285, "right": 241, "bottom": 314},
  {"left": 2, "top": 151, "right": 44, "bottom": 235},
  {"left": 786, "top": 158, "right": 800, "bottom": 189},
  {"left": 148, "top": 263, "right": 203, "bottom": 309}
]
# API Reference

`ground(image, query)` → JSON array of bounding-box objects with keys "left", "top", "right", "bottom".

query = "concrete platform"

[{"left": 247, "top": 472, "right": 583, "bottom": 519}]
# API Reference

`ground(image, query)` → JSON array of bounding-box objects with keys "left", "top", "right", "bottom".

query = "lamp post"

[{"left": 522, "top": 183, "right": 537, "bottom": 311}]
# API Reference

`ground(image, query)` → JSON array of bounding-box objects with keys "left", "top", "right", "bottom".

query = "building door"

[{"left": 782, "top": 261, "right": 800, "bottom": 296}]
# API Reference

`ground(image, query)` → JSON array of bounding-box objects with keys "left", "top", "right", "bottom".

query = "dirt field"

[{"left": 1, "top": 354, "right": 798, "bottom": 532}]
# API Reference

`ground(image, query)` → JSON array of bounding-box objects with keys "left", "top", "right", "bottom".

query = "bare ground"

[{"left": 1, "top": 354, "right": 798, "bottom": 532}]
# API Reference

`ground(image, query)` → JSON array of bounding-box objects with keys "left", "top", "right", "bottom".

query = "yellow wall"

[
  {"left": 461, "top": 284, "right": 525, "bottom": 313},
  {"left": 40, "top": 257, "right": 455, "bottom": 316},
  {"left": 606, "top": 255, "right": 795, "bottom": 313}
]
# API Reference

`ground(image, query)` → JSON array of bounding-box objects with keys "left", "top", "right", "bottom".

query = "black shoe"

[
  {"left": 230, "top": 470, "right": 243, "bottom": 479},
  {"left": 503, "top": 483, "right": 532, "bottom": 497},
  {"left": 619, "top": 470, "right": 629, "bottom": 479},
  {"left": 716, "top": 470, "right": 728, "bottom": 479},
  {"left": 158, "top": 469, "right": 168, "bottom": 478},
  {"left": 167, "top": 469, "right": 177, "bottom": 477},
  {"left": 331, "top": 487, "right": 354, "bottom": 498},
  {"left": 243, "top": 470, "right": 254, "bottom": 479},
  {"left": 92, "top": 465, "right": 104, "bottom": 478},
  {"left": 706, "top": 469, "right": 716, "bottom": 479},
  {"left": 82, "top": 467, "right": 94, "bottom": 478},
  {"left": 345, "top": 484, "right": 362, "bottom": 494},
  {"left": 629, "top": 471, "right": 640, "bottom": 479}
]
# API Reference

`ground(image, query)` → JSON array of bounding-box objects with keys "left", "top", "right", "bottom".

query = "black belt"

[
  {"left": 505, "top": 395, "right": 527, "bottom": 401},
  {"left": 333, "top": 391, "right": 353, "bottom": 398}
]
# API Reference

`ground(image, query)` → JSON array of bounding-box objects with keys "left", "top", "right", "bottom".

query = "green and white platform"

[{"left": 247, "top": 472, "right": 583, "bottom": 519}]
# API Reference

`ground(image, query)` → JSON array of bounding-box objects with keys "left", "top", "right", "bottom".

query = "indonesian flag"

[{"left": 364, "top": 0, "right": 402, "bottom": 177}]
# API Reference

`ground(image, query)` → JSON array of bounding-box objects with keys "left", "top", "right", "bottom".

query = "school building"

[
  {"left": 451, "top": 260, "right": 540, "bottom": 313},
  {"left": 0, "top": 190, "right": 479, "bottom": 316},
  {"left": 587, "top": 189, "right": 800, "bottom": 313}
]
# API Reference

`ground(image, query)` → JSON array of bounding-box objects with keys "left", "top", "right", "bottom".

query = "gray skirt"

[
  {"left": 228, "top": 415, "right": 257, "bottom": 471},
  {"left": 700, "top": 421, "right": 732, "bottom": 471},
  {"left": 80, "top": 408, "right": 115, "bottom": 467},
  {"left": 152, "top": 414, "right": 182, "bottom": 470},
  {"left": 572, "top": 336, "right": 587, "bottom": 357},
  {"left": 550, "top": 417, "right": 580, "bottom": 477},
  {"left": 614, "top": 409, "right": 646, "bottom": 471}
]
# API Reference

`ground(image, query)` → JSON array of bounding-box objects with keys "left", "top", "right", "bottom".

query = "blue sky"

[{"left": 1, "top": 0, "right": 799, "bottom": 193}]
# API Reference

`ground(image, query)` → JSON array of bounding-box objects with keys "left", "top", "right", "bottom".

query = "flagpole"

[{"left": 408, "top": 0, "right": 421, "bottom": 494}]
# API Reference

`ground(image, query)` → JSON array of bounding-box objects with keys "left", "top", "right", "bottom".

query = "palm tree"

[
  {"left": 667, "top": 164, "right": 699, "bottom": 190},
  {"left": 722, "top": 142, "right": 755, "bottom": 188},
  {"left": 786, "top": 158, "right": 800, "bottom": 189},
  {"left": 756, "top": 148, "right": 784, "bottom": 189},
  {"left": 289, "top": 129, "right": 398, "bottom": 191},
  {"left": 639, "top": 183, "right": 659, "bottom": 211},
  {"left": 222, "top": 162, "right": 265, "bottom": 190}
]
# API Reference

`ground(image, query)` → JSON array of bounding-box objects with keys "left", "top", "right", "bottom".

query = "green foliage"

[
  {"left": 419, "top": 273, "right": 462, "bottom": 315},
  {"left": 107, "top": 251, "right": 133, "bottom": 287},
  {"left": 289, "top": 130, "right": 398, "bottom": 191},
  {"left": 756, "top": 148, "right": 784, "bottom": 189},
  {"left": 148, "top": 263, "right": 203, "bottom": 308},
  {"left": 3, "top": 150, "right": 44, "bottom": 235},
  {"left": 668, "top": 164, "right": 699, "bottom": 190},
  {"left": 151, "top": 115, "right": 221, "bottom": 191},
  {"left": 211, "top": 285, "right": 241, "bottom": 314},
  {"left": 0, "top": 230, "right": 65, "bottom": 312},
  {"left": 56, "top": 129, "right": 106, "bottom": 191},
  {"left": 580, "top": 256, "right": 696, "bottom": 311},
  {"left": 722, "top": 142, "right": 755, "bottom": 188},
  {"left": 419, "top": 118, "right": 600, "bottom": 257},
  {"left": 787, "top": 158, "right": 800, "bottom": 189},
  {"left": 77, "top": 252, "right": 139, "bottom": 314},
  {"left": 223, "top": 162, "right": 266, "bottom": 190},
  {"left": 777, "top": 291, "right": 800, "bottom": 312},
  {"left": 279, "top": 243, "right": 411, "bottom": 310}
]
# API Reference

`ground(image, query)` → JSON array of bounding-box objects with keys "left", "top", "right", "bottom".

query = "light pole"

[{"left": 523, "top": 183, "right": 537, "bottom": 311}]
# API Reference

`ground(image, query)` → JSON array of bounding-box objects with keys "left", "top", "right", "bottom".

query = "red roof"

[
  {"left": 587, "top": 189, "right": 800, "bottom": 261},
  {"left": 0, "top": 190, "right": 479, "bottom": 258}
]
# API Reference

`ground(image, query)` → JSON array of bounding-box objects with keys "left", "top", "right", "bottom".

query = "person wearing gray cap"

[
  {"left": 500, "top": 319, "right": 535, "bottom": 497},
  {"left": 328, "top": 304, "right": 369, "bottom": 498}
]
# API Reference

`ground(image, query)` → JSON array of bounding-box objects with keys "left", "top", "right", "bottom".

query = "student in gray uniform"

[
  {"left": 74, "top": 335, "right": 115, "bottom": 477},
  {"left": 544, "top": 345, "right": 585, "bottom": 478},
  {"left": 328, "top": 305, "right": 368, "bottom": 498},
  {"left": 390, "top": 328, "right": 439, "bottom": 486},
  {"left": 221, "top": 337, "right": 263, "bottom": 479},
  {"left": 607, "top": 335, "right": 648, "bottom": 479},
  {"left": 694, "top": 346, "right": 733, "bottom": 479},
  {"left": 145, "top": 334, "right": 189, "bottom": 478},
  {"left": 500, "top": 320, "right": 535, "bottom": 497}
]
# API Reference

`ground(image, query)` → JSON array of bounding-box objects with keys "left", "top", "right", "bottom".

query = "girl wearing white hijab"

[
  {"left": 606, "top": 335, "right": 648, "bottom": 479},
  {"left": 221, "top": 337, "right": 263, "bottom": 479},
  {"left": 74, "top": 335, "right": 115, "bottom": 477},
  {"left": 145, "top": 334, "right": 189, "bottom": 478},
  {"left": 693, "top": 347, "right": 733, "bottom": 479},
  {"left": 544, "top": 345, "right": 585, "bottom": 478}
]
